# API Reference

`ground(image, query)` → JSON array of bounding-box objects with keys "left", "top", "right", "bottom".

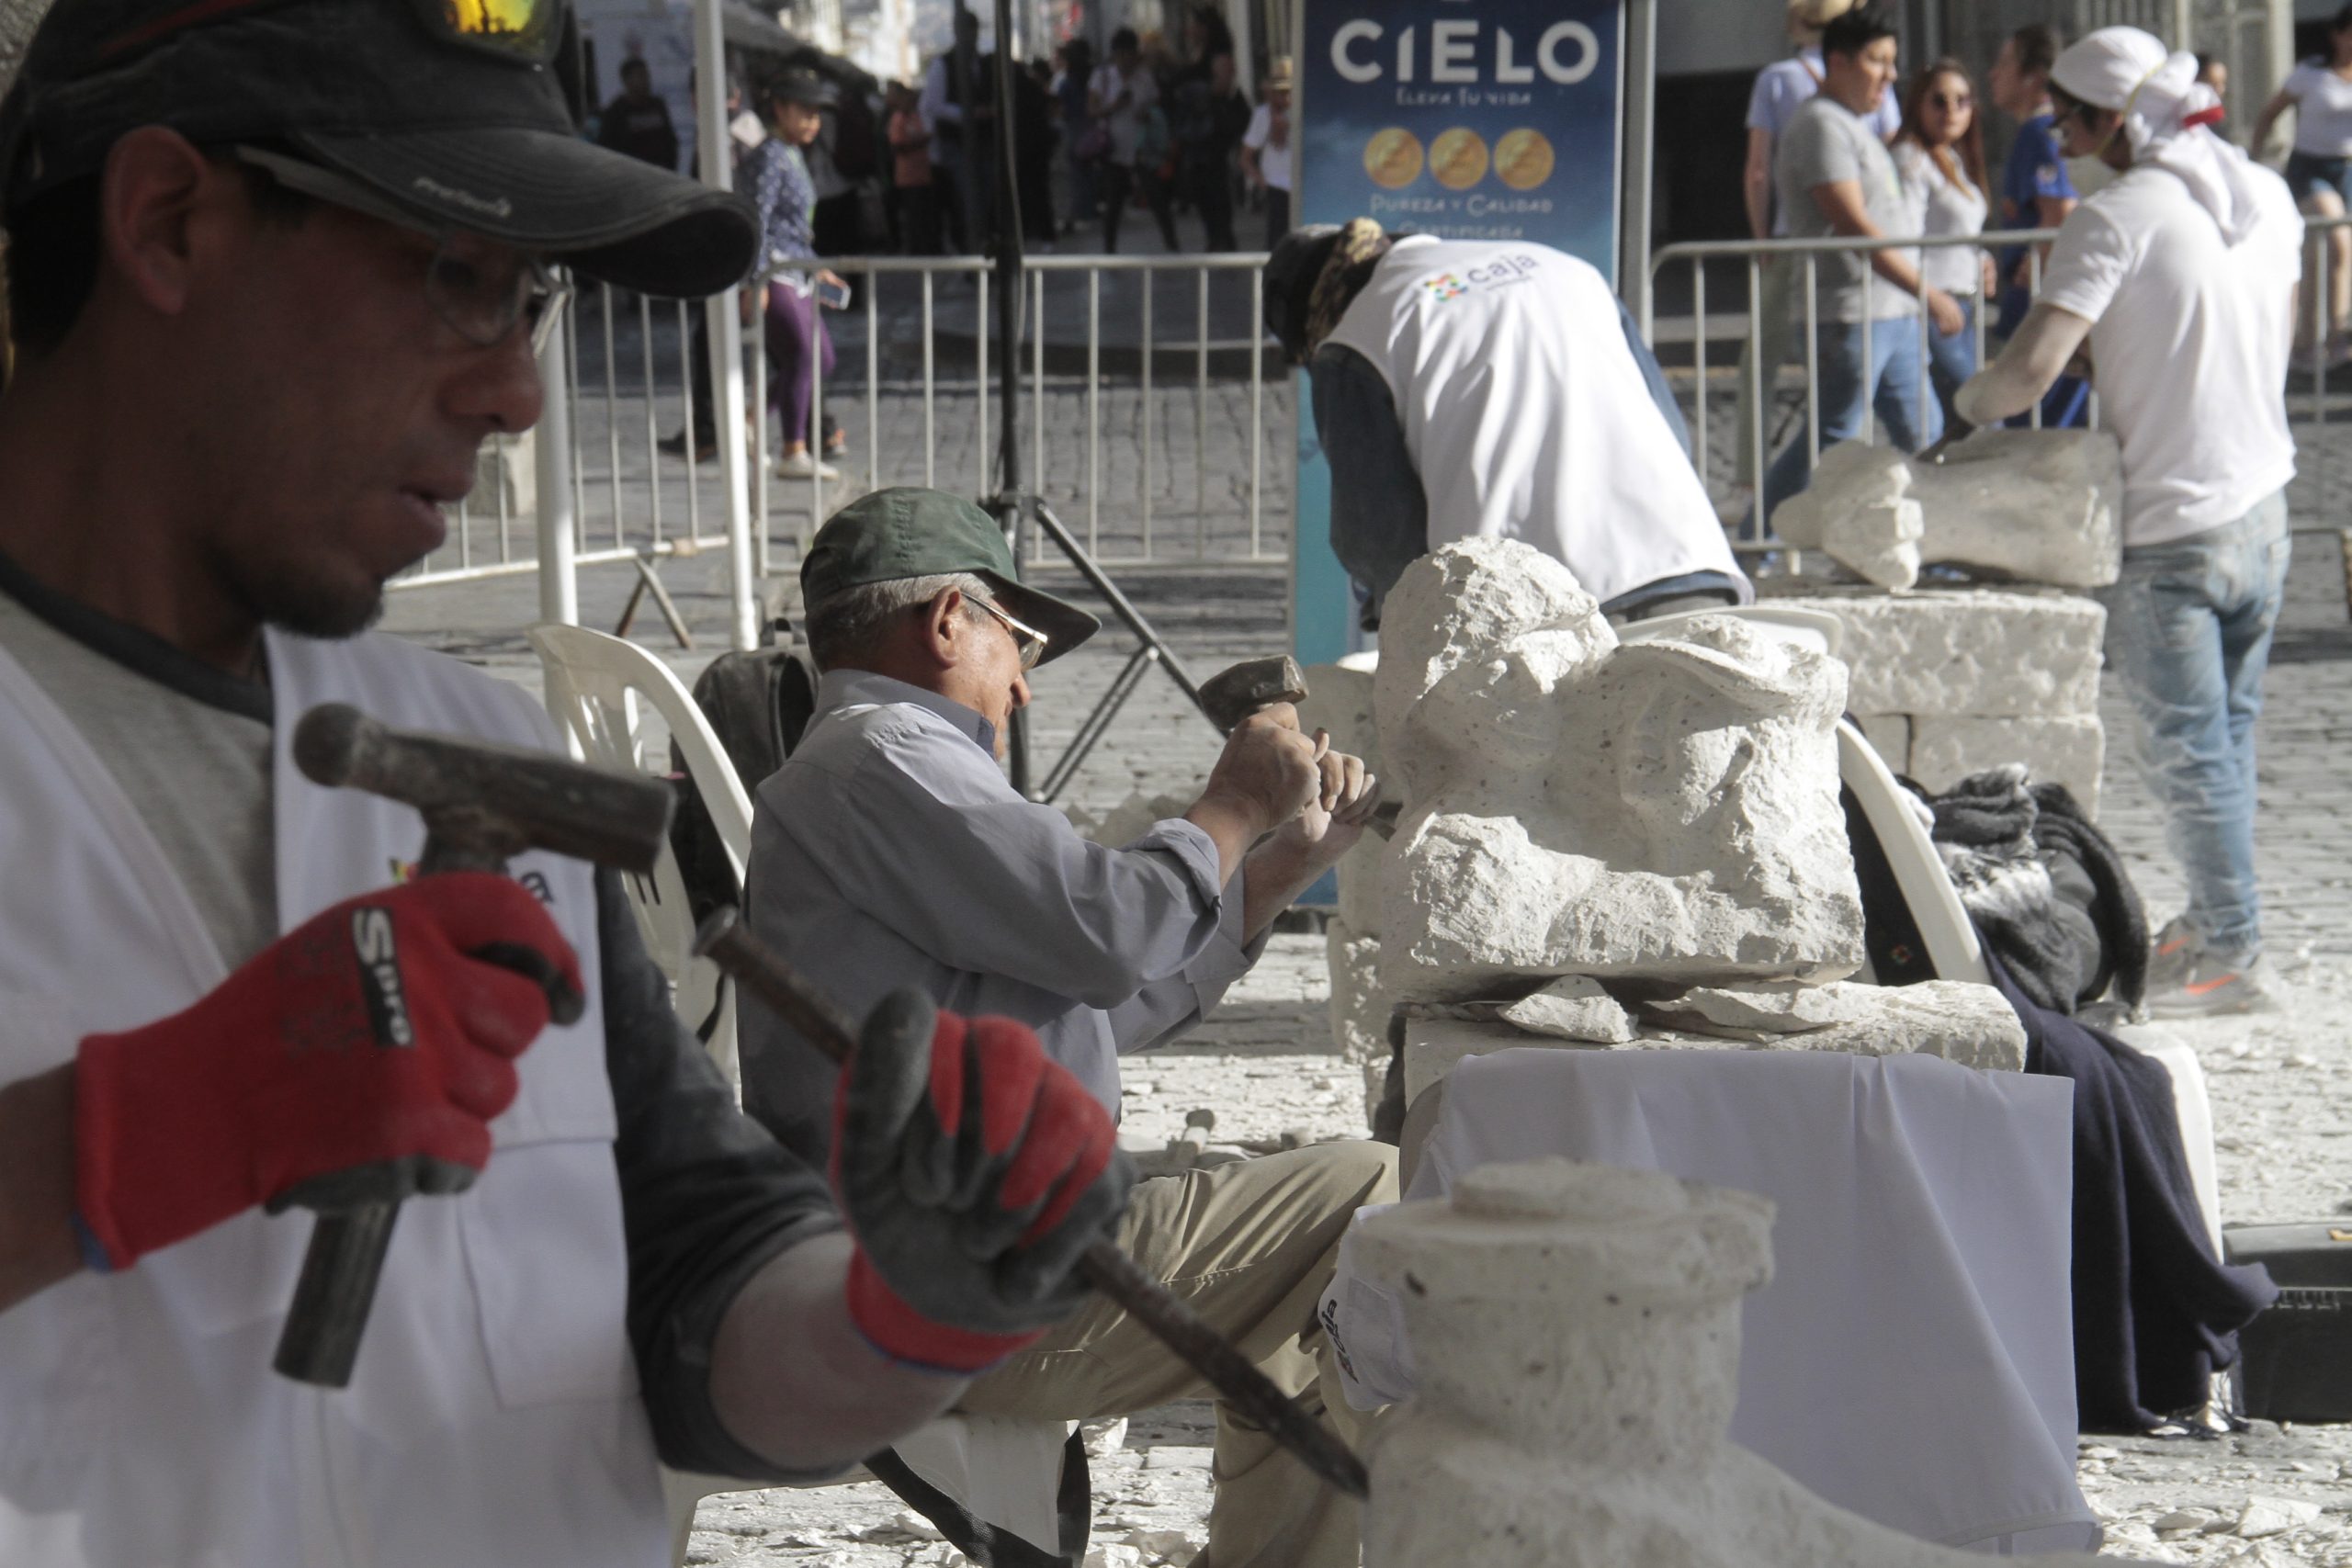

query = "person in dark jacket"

[
  {"left": 596, "top": 59, "right": 680, "bottom": 171},
  {"left": 1176, "top": 50, "right": 1250, "bottom": 250}
]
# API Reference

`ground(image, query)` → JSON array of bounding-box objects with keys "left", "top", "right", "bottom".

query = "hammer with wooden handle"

[
  {"left": 275, "top": 702, "right": 675, "bottom": 1389},
  {"left": 694, "top": 907, "right": 1373, "bottom": 1501},
  {"left": 1198, "top": 655, "right": 1398, "bottom": 839}
]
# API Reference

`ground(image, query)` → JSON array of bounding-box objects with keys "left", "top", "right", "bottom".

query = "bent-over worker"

[
  {"left": 1952, "top": 27, "right": 2301, "bottom": 1018},
  {"left": 1265, "top": 220, "right": 1750, "bottom": 630},
  {"left": 739, "top": 488, "right": 1400, "bottom": 1568},
  {"left": 0, "top": 1, "right": 1129, "bottom": 1561}
]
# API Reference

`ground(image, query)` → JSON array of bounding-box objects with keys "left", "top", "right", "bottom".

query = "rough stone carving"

[
  {"left": 1355, "top": 1158, "right": 2119, "bottom": 1568},
  {"left": 1498, "top": 976, "right": 1636, "bottom": 1043},
  {"left": 1297, "top": 657, "right": 1385, "bottom": 935},
  {"left": 1769, "top": 590, "right": 2105, "bottom": 718},
  {"left": 1400, "top": 978, "right": 2027, "bottom": 1102},
  {"left": 1909, "top": 716, "right": 2105, "bottom": 816},
  {"left": 1774, "top": 431, "right": 2122, "bottom": 591},
  {"left": 1771, "top": 441, "right": 1923, "bottom": 589},
  {"left": 1632, "top": 981, "right": 2028, "bottom": 1073},
  {"left": 1326, "top": 919, "right": 1392, "bottom": 1127},
  {"left": 1378, "top": 540, "right": 1864, "bottom": 1001}
]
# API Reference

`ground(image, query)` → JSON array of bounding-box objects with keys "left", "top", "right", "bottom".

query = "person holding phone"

[{"left": 749, "top": 69, "right": 849, "bottom": 479}]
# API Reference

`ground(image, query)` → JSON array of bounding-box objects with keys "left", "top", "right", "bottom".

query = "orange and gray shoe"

[{"left": 2143, "top": 920, "right": 2284, "bottom": 1020}]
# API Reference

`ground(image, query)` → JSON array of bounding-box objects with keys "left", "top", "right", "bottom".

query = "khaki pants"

[{"left": 960, "top": 1141, "right": 1399, "bottom": 1568}]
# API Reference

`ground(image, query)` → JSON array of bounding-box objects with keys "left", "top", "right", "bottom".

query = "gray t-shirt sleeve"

[{"left": 1779, "top": 103, "right": 1860, "bottom": 195}]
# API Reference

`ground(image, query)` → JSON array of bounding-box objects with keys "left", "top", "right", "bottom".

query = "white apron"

[
  {"left": 0, "top": 628, "right": 670, "bottom": 1568},
  {"left": 1324, "top": 235, "right": 1750, "bottom": 609}
]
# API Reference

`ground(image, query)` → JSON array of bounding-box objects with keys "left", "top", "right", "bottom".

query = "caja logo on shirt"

[{"left": 1423, "top": 254, "right": 1544, "bottom": 301}]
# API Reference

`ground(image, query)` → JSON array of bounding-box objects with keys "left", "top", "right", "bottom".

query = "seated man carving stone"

[{"left": 739, "top": 488, "right": 1399, "bottom": 1568}]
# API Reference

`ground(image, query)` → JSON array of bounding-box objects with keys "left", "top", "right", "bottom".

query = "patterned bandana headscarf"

[
  {"left": 2052, "top": 26, "right": 2265, "bottom": 245},
  {"left": 1303, "top": 218, "right": 1396, "bottom": 357}
]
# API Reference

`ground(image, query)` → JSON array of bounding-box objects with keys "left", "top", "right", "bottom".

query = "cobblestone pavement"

[{"left": 381, "top": 489, "right": 2352, "bottom": 1564}]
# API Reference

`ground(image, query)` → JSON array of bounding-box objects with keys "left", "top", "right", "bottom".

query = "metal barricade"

[
  {"left": 1648, "top": 214, "right": 2352, "bottom": 553},
  {"left": 1643, "top": 228, "right": 2059, "bottom": 547},
  {"left": 394, "top": 252, "right": 1294, "bottom": 613}
]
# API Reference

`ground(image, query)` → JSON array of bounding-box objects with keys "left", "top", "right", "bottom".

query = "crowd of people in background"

[
  {"left": 586, "top": 6, "right": 1291, "bottom": 264},
  {"left": 1742, "top": 4, "right": 2110, "bottom": 519}
]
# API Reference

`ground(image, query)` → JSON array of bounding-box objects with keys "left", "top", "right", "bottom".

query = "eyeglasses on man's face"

[
  {"left": 234, "top": 146, "right": 573, "bottom": 356},
  {"left": 968, "top": 594, "right": 1049, "bottom": 671}
]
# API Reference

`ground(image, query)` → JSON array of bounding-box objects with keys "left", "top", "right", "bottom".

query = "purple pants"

[{"left": 765, "top": 281, "right": 836, "bottom": 447}]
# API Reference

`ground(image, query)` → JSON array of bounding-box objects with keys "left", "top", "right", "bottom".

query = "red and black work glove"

[
  {"left": 74, "top": 874, "right": 583, "bottom": 1272},
  {"left": 832, "top": 990, "right": 1136, "bottom": 1373}
]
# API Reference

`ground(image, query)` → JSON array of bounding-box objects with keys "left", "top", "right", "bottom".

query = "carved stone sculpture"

[
  {"left": 1774, "top": 430, "right": 2122, "bottom": 591},
  {"left": 1354, "top": 1158, "right": 2120, "bottom": 1568},
  {"left": 1378, "top": 540, "right": 1864, "bottom": 1001}
]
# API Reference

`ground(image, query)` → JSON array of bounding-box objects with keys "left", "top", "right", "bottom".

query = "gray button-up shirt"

[{"left": 738, "top": 670, "right": 1264, "bottom": 1169}]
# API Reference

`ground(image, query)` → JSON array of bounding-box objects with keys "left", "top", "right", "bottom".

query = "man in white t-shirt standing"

[
  {"left": 1240, "top": 56, "right": 1293, "bottom": 250},
  {"left": 1955, "top": 27, "right": 2302, "bottom": 1017},
  {"left": 1757, "top": 6, "right": 1960, "bottom": 525}
]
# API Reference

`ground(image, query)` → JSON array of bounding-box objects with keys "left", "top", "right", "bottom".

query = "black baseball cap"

[
  {"left": 0, "top": 0, "right": 758, "bottom": 298},
  {"left": 803, "top": 488, "right": 1099, "bottom": 665}
]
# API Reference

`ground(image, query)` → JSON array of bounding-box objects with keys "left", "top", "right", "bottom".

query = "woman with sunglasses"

[{"left": 1893, "top": 60, "right": 1994, "bottom": 425}]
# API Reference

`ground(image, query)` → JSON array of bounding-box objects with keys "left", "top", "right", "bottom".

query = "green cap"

[{"left": 801, "top": 489, "right": 1100, "bottom": 665}]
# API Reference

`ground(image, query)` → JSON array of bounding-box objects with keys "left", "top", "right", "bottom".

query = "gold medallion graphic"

[
  {"left": 1494, "top": 128, "right": 1555, "bottom": 190},
  {"left": 1429, "top": 128, "right": 1488, "bottom": 190},
  {"left": 1363, "top": 128, "right": 1424, "bottom": 188}
]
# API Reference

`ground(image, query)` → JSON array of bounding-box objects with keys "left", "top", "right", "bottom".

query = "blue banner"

[{"left": 1290, "top": 0, "right": 1624, "bottom": 663}]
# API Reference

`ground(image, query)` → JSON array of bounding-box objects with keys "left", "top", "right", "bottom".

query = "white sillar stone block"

[
  {"left": 1908, "top": 715, "right": 2106, "bottom": 817},
  {"left": 1772, "top": 432, "right": 2121, "bottom": 592},
  {"left": 1913, "top": 428, "right": 2122, "bottom": 589},
  {"left": 1771, "top": 442, "right": 1925, "bottom": 590},
  {"left": 1855, "top": 713, "right": 1912, "bottom": 775},
  {"left": 1298, "top": 659, "right": 1385, "bottom": 934},
  {"left": 1634, "top": 980, "right": 2028, "bottom": 1073},
  {"left": 1379, "top": 541, "right": 1863, "bottom": 1000},
  {"left": 1326, "top": 919, "right": 1392, "bottom": 1129},
  {"left": 1498, "top": 976, "right": 1635, "bottom": 1043},
  {"left": 1355, "top": 1161, "right": 2115, "bottom": 1568},
  {"left": 1403, "top": 1017, "right": 1600, "bottom": 1107},
  {"left": 1770, "top": 590, "right": 2106, "bottom": 718}
]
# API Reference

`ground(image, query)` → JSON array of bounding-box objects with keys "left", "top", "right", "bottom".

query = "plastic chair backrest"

[
  {"left": 1836, "top": 719, "right": 1989, "bottom": 986},
  {"left": 528, "top": 624, "right": 754, "bottom": 1083}
]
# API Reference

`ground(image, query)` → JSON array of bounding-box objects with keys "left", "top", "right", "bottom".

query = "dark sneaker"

[
  {"left": 658, "top": 430, "right": 717, "bottom": 461},
  {"left": 2145, "top": 915, "right": 2202, "bottom": 996},
  {"left": 2143, "top": 949, "right": 2285, "bottom": 1020}
]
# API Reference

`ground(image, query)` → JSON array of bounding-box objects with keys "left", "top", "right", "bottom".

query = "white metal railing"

[{"left": 392, "top": 252, "right": 1292, "bottom": 609}]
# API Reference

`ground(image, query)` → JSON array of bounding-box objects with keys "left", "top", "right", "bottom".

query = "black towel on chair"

[{"left": 1984, "top": 953, "right": 2277, "bottom": 1431}]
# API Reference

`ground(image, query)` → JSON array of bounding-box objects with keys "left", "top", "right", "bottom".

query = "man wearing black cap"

[
  {"left": 739, "top": 488, "right": 1398, "bottom": 1568},
  {"left": 0, "top": 1, "right": 1132, "bottom": 1562}
]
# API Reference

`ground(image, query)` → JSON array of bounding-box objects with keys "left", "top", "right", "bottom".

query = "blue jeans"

[
  {"left": 2094, "top": 491, "right": 2291, "bottom": 958},
  {"left": 1759, "top": 315, "right": 1943, "bottom": 527},
  {"left": 1925, "top": 295, "right": 1978, "bottom": 429}
]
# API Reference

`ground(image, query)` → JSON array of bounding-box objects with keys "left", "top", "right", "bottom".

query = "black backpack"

[{"left": 665, "top": 622, "right": 822, "bottom": 980}]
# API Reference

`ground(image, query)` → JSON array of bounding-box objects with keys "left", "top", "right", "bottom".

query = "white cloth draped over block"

[{"left": 1321, "top": 1048, "right": 2098, "bottom": 1556}]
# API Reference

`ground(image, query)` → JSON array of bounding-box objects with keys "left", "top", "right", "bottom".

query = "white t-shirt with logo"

[
  {"left": 1321, "top": 236, "right": 1747, "bottom": 607},
  {"left": 2036, "top": 162, "right": 2301, "bottom": 547},
  {"left": 2284, "top": 61, "right": 2352, "bottom": 157}
]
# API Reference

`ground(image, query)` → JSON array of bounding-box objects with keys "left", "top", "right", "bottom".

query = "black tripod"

[{"left": 963, "top": 0, "right": 1220, "bottom": 802}]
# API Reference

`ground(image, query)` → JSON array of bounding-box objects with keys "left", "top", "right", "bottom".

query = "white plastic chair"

[
  {"left": 529, "top": 623, "right": 745, "bottom": 1085},
  {"left": 527, "top": 624, "right": 1075, "bottom": 1567}
]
